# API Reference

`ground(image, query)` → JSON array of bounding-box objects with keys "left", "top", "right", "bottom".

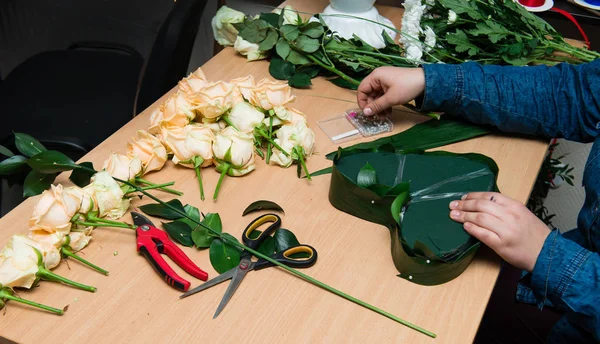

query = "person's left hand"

[{"left": 449, "top": 192, "right": 551, "bottom": 272}]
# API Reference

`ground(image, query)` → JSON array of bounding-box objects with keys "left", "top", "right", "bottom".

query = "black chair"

[
  {"left": 0, "top": 0, "right": 209, "bottom": 215},
  {"left": 0, "top": 0, "right": 209, "bottom": 155}
]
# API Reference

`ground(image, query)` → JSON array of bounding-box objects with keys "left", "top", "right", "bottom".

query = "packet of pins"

[{"left": 317, "top": 108, "right": 393, "bottom": 143}]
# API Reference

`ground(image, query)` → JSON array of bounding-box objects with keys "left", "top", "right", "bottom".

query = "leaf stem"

[
  {"left": 195, "top": 166, "right": 205, "bottom": 201},
  {"left": 61, "top": 247, "right": 109, "bottom": 275},
  {"left": 0, "top": 290, "right": 64, "bottom": 315},
  {"left": 37, "top": 268, "right": 97, "bottom": 292}
]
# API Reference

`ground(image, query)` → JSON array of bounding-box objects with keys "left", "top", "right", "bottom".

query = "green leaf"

[
  {"left": 446, "top": 29, "right": 480, "bottom": 56},
  {"left": 23, "top": 170, "right": 57, "bottom": 197},
  {"left": 69, "top": 162, "right": 96, "bottom": 187},
  {"left": 300, "top": 22, "right": 324, "bottom": 39},
  {"left": 468, "top": 21, "right": 510, "bottom": 44},
  {"left": 139, "top": 199, "right": 186, "bottom": 220},
  {"left": 295, "top": 35, "right": 320, "bottom": 53},
  {"left": 275, "top": 38, "right": 291, "bottom": 59},
  {"left": 26, "top": 150, "right": 77, "bottom": 173},
  {"left": 202, "top": 213, "right": 223, "bottom": 234},
  {"left": 259, "top": 28, "right": 279, "bottom": 51},
  {"left": 382, "top": 31, "right": 397, "bottom": 48},
  {"left": 326, "top": 118, "right": 491, "bottom": 160},
  {"left": 308, "top": 166, "right": 333, "bottom": 177},
  {"left": 0, "top": 155, "right": 28, "bottom": 175},
  {"left": 273, "top": 229, "right": 310, "bottom": 258},
  {"left": 163, "top": 221, "right": 193, "bottom": 247},
  {"left": 14, "top": 133, "right": 47, "bottom": 157},
  {"left": 288, "top": 73, "right": 312, "bottom": 88},
  {"left": 280, "top": 24, "right": 299, "bottom": 41},
  {"left": 238, "top": 20, "right": 269, "bottom": 43},
  {"left": 357, "top": 162, "right": 378, "bottom": 188},
  {"left": 286, "top": 50, "right": 311, "bottom": 65},
  {"left": 298, "top": 66, "right": 319, "bottom": 78},
  {"left": 269, "top": 58, "right": 296, "bottom": 80},
  {"left": 0, "top": 145, "right": 14, "bottom": 157},
  {"left": 209, "top": 233, "right": 242, "bottom": 273},
  {"left": 437, "top": 0, "right": 483, "bottom": 20},
  {"left": 260, "top": 13, "right": 280, "bottom": 28},
  {"left": 242, "top": 200, "right": 285, "bottom": 216},
  {"left": 329, "top": 77, "right": 359, "bottom": 90},
  {"left": 177, "top": 204, "right": 202, "bottom": 230},
  {"left": 506, "top": 42, "right": 525, "bottom": 56},
  {"left": 190, "top": 211, "right": 220, "bottom": 248}
]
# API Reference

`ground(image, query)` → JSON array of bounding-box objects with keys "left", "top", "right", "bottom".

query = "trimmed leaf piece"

[
  {"left": 249, "top": 230, "right": 276, "bottom": 256},
  {"left": 209, "top": 233, "right": 242, "bottom": 274},
  {"left": 0, "top": 155, "right": 27, "bottom": 175},
  {"left": 0, "top": 145, "right": 14, "bottom": 157},
  {"left": 23, "top": 170, "right": 57, "bottom": 197},
  {"left": 140, "top": 199, "right": 186, "bottom": 220},
  {"left": 163, "top": 221, "right": 193, "bottom": 247},
  {"left": 269, "top": 58, "right": 295, "bottom": 80},
  {"left": 69, "top": 162, "right": 96, "bottom": 187},
  {"left": 14, "top": 132, "right": 47, "bottom": 157},
  {"left": 274, "top": 229, "right": 310, "bottom": 258},
  {"left": 357, "top": 162, "right": 378, "bottom": 188},
  {"left": 288, "top": 73, "right": 312, "bottom": 88},
  {"left": 242, "top": 200, "right": 285, "bottom": 216},
  {"left": 27, "top": 150, "right": 77, "bottom": 173}
]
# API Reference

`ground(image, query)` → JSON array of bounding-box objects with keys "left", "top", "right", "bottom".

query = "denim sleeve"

[
  {"left": 530, "top": 229, "right": 600, "bottom": 340},
  {"left": 420, "top": 61, "right": 600, "bottom": 143}
]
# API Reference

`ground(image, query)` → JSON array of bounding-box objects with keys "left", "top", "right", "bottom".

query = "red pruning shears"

[{"left": 131, "top": 212, "right": 209, "bottom": 291}]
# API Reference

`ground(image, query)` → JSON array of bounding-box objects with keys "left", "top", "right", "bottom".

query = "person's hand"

[
  {"left": 449, "top": 192, "right": 551, "bottom": 272},
  {"left": 357, "top": 67, "right": 425, "bottom": 116}
]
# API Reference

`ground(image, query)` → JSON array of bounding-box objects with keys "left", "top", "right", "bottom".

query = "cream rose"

[
  {"left": 102, "top": 153, "right": 143, "bottom": 182},
  {"left": 274, "top": 5, "right": 300, "bottom": 25},
  {"left": 202, "top": 119, "right": 227, "bottom": 135},
  {"left": 148, "top": 93, "right": 194, "bottom": 134},
  {"left": 271, "top": 122, "right": 316, "bottom": 168},
  {"left": 0, "top": 236, "right": 39, "bottom": 288},
  {"left": 233, "top": 36, "right": 269, "bottom": 61},
  {"left": 127, "top": 130, "right": 168, "bottom": 174},
  {"left": 178, "top": 67, "right": 208, "bottom": 96},
  {"left": 250, "top": 80, "right": 295, "bottom": 111},
  {"left": 230, "top": 75, "right": 255, "bottom": 102},
  {"left": 227, "top": 102, "right": 265, "bottom": 133},
  {"left": 192, "top": 81, "right": 237, "bottom": 119},
  {"left": 83, "top": 171, "right": 129, "bottom": 219},
  {"left": 162, "top": 124, "right": 215, "bottom": 167},
  {"left": 211, "top": 6, "right": 246, "bottom": 46},
  {"left": 28, "top": 230, "right": 66, "bottom": 249},
  {"left": 68, "top": 232, "right": 92, "bottom": 253},
  {"left": 212, "top": 127, "right": 255, "bottom": 176},
  {"left": 29, "top": 184, "right": 81, "bottom": 234},
  {"left": 1, "top": 235, "right": 60, "bottom": 279}
]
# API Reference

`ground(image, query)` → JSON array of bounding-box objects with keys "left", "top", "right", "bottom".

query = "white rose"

[
  {"left": 68, "top": 232, "right": 92, "bottom": 252},
  {"left": 249, "top": 80, "right": 295, "bottom": 111},
  {"left": 212, "top": 6, "right": 246, "bottom": 46},
  {"left": 271, "top": 122, "right": 316, "bottom": 167},
  {"left": 227, "top": 102, "right": 265, "bottom": 133},
  {"left": 83, "top": 171, "right": 129, "bottom": 219},
  {"left": 0, "top": 235, "right": 59, "bottom": 289},
  {"left": 28, "top": 184, "right": 81, "bottom": 235},
  {"left": 234, "top": 36, "right": 269, "bottom": 61},
  {"left": 274, "top": 5, "right": 300, "bottom": 25},
  {"left": 102, "top": 153, "right": 143, "bottom": 182},
  {"left": 212, "top": 127, "right": 255, "bottom": 176},
  {"left": 202, "top": 119, "right": 227, "bottom": 135}
]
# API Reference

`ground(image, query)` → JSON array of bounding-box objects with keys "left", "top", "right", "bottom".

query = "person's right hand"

[{"left": 357, "top": 67, "right": 426, "bottom": 116}]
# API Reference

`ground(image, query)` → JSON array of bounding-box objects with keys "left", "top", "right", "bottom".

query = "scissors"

[
  {"left": 131, "top": 212, "right": 209, "bottom": 292},
  {"left": 179, "top": 213, "right": 318, "bottom": 318}
]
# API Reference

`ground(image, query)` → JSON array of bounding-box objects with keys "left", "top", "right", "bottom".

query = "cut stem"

[
  {"left": 0, "top": 290, "right": 64, "bottom": 315},
  {"left": 74, "top": 221, "right": 135, "bottom": 230},
  {"left": 213, "top": 164, "right": 229, "bottom": 201},
  {"left": 266, "top": 117, "right": 274, "bottom": 164},
  {"left": 295, "top": 146, "right": 312, "bottom": 181},
  {"left": 37, "top": 268, "right": 97, "bottom": 293},
  {"left": 135, "top": 177, "right": 183, "bottom": 196},
  {"left": 255, "top": 127, "right": 289, "bottom": 157},
  {"left": 61, "top": 247, "right": 109, "bottom": 276},
  {"left": 195, "top": 166, "right": 205, "bottom": 201}
]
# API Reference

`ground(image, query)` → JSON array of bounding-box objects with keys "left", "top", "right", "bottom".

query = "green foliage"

[
  {"left": 269, "top": 58, "right": 295, "bottom": 80},
  {"left": 23, "top": 171, "right": 57, "bottom": 197},
  {"left": 14, "top": 133, "right": 47, "bottom": 157},
  {"left": 242, "top": 200, "right": 285, "bottom": 216},
  {"left": 288, "top": 73, "right": 312, "bottom": 88},
  {"left": 140, "top": 199, "right": 186, "bottom": 220},
  {"left": 295, "top": 35, "right": 320, "bottom": 53},
  {"left": 209, "top": 233, "right": 243, "bottom": 274},
  {"left": 69, "top": 162, "right": 96, "bottom": 187},
  {"left": 357, "top": 162, "right": 378, "bottom": 188},
  {"left": 163, "top": 221, "right": 194, "bottom": 247}
]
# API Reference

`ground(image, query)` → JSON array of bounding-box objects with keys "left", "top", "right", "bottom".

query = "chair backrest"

[{"left": 135, "top": 0, "right": 209, "bottom": 114}]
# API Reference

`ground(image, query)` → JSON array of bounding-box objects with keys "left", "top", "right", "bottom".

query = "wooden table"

[{"left": 0, "top": 1, "right": 549, "bottom": 343}]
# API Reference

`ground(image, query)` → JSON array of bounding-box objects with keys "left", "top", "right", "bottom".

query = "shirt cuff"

[
  {"left": 419, "top": 63, "right": 464, "bottom": 114},
  {"left": 530, "top": 229, "right": 591, "bottom": 309}
]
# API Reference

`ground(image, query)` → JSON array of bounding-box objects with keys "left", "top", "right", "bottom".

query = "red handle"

[
  {"left": 138, "top": 245, "right": 190, "bottom": 291},
  {"left": 161, "top": 240, "right": 209, "bottom": 281}
]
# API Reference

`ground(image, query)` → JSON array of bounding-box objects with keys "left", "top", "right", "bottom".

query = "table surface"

[{"left": 0, "top": 1, "right": 550, "bottom": 343}]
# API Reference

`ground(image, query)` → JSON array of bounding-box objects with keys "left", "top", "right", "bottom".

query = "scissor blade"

[
  {"left": 179, "top": 268, "right": 236, "bottom": 299},
  {"left": 131, "top": 212, "right": 154, "bottom": 227},
  {"left": 213, "top": 259, "right": 251, "bottom": 319}
]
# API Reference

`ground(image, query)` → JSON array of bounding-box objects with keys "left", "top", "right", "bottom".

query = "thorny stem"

[
  {"left": 195, "top": 166, "right": 205, "bottom": 201},
  {"left": 61, "top": 247, "right": 109, "bottom": 276},
  {"left": 37, "top": 269, "right": 96, "bottom": 293},
  {"left": 0, "top": 289, "right": 64, "bottom": 315},
  {"left": 213, "top": 164, "right": 229, "bottom": 201}
]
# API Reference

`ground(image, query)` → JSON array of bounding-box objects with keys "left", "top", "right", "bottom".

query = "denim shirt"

[{"left": 420, "top": 60, "right": 600, "bottom": 343}]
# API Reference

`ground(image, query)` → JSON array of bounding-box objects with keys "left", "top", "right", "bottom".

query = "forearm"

[{"left": 420, "top": 61, "right": 600, "bottom": 143}]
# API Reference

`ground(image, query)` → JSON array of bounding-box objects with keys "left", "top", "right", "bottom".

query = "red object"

[
  {"left": 519, "top": 0, "right": 546, "bottom": 6},
  {"left": 136, "top": 223, "right": 209, "bottom": 291},
  {"left": 550, "top": 7, "right": 591, "bottom": 49}
]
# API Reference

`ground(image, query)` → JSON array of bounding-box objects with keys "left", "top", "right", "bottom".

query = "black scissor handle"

[
  {"left": 242, "top": 213, "right": 281, "bottom": 250},
  {"left": 253, "top": 244, "right": 318, "bottom": 270}
]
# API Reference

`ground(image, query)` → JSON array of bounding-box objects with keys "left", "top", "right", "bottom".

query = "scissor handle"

[
  {"left": 253, "top": 244, "right": 318, "bottom": 270},
  {"left": 242, "top": 213, "right": 281, "bottom": 250}
]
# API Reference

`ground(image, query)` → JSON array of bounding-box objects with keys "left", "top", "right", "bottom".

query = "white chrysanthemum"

[
  {"left": 448, "top": 10, "right": 457, "bottom": 24},
  {"left": 401, "top": 0, "right": 428, "bottom": 64},
  {"left": 423, "top": 26, "right": 436, "bottom": 52}
]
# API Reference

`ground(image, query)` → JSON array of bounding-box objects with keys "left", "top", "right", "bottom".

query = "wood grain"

[{"left": 0, "top": 2, "right": 548, "bottom": 343}]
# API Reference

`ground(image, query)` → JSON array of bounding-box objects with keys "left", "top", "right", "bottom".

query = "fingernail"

[
  {"left": 364, "top": 108, "right": 373, "bottom": 116},
  {"left": 463, "top": 222, "right": 471, "bottom": 229},
  {"left": 449, "top": 201, "right": 458, "bottom": 209},
  {"left": 461, "top": 194, "right": 467, "bottom": 200},
  {"left": 450, "top": 210, "right": 460, "bottom": 218}
]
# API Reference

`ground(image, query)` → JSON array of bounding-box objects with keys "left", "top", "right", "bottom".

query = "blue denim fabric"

[{"left": 420, "top": 60, "right": 600, "bottom": 342}]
